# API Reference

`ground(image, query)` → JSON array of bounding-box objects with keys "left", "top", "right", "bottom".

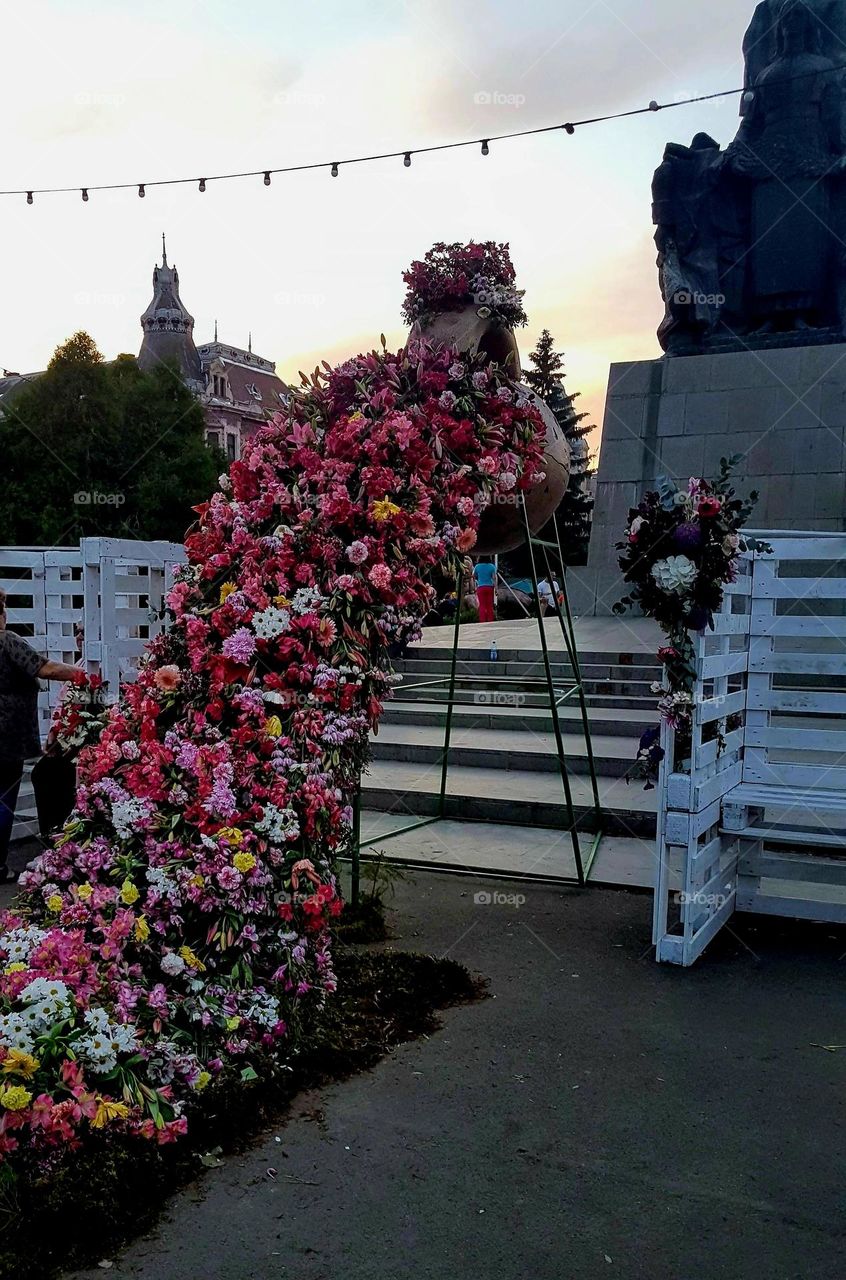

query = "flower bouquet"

[
  {"left": 48, "top": 672, "right": 109, "bottom": 759},
  {"left": 615, "top": 457, "right": 767, "bottom": 784},
  {"left": 401, "top": 241, "right": 528, "bottom": 328}
]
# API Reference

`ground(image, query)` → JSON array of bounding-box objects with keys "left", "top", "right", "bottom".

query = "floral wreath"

[{"left": 401, "top": 240, "right": 528, "bottom": 328}]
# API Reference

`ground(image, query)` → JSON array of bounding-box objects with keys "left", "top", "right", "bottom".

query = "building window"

[
  {"left": 207, "top": 430, "right": 221, "bottom": 449},
  {"left": 212, "top": 374, "right": 228, "bottom": 399},
  {"left": 245, "top": 382, "right": 262, "bottom": 401},
  {"left": 226, "top": 434, "right": 238, "bottom": 461}
]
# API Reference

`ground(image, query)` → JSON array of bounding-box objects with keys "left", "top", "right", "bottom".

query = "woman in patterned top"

[{"left": 0, "top": 589, "right": 82, "bottom": 882}]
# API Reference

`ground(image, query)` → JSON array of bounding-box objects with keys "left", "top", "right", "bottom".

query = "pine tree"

[{"left": 523, "top": 329, "right": 595, "bottom": 566}]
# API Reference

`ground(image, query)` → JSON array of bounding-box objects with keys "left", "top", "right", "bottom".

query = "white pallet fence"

[
  {"left": 654, "top": 532, "right": 846, "bottom": 965},
  {"left": 1, "top": 538, "right": 186, "bottom": 742}
]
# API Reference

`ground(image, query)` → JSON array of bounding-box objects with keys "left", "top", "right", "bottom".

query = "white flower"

[
  {"left": 161, "top": 952, "right": 187, "bottom": 976},
  {"left": 112, "top": 796, "right": 152, "bottom": 840},
  {"left": 3, "top": 926, "right": 47, "bottom": 965},
  {"left": 252, "top": 605, "right": 292, "bottom": 640},
  {"left": 0, "top": 1013, "right": 35, "bottom": 1054},
  {"left": 256, "top": 804, "right": 300, "bottom": 843},
  {"left": 651, "top": 555, "right": 698, "bottom": 595},
  {"left": 630, "top": 516, "right": 644, "bottom": 537},
  {"left": 291, "top": 587, "right": 322, "bottom": 615}
]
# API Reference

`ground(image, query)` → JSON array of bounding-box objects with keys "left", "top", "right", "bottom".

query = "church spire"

[{"left": 138, "top": 238, "right": 202, "bottom": 385}]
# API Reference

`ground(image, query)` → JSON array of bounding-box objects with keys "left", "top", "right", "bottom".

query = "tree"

[
  {"left": 0, "top": 333, "right": 224, "bottom": 547},
  {"left": 522, "top": 329, "right": 595, "bottom": 567}
]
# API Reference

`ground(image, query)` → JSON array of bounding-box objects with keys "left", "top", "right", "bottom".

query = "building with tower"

[{"left": 138, "top": 237, "right": 290, "bottom": 461}]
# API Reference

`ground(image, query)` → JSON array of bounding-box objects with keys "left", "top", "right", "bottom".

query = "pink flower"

[
  {"left": 154, "top": 665, "right": 182, "bottom": 693},
  {"left": 456, "top": 529, "right": 477, "bottom": 553},
  {"left": 698, "top": 496, "right": 722, "bottom": 518},
  {"left": 346, "top": 541, "right": 369, "bottom": 565},
  {"left": 368, "top": 563, "right": 393, "bottom": 591}
]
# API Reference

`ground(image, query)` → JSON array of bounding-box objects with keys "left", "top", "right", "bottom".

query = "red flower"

[{"left": 698, "top": 496, "right": 722, "bottom": 518}]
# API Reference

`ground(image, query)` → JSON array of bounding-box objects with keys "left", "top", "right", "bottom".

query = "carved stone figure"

[{"left": 653, "top": 0, "right": 846, "bottom": 351}]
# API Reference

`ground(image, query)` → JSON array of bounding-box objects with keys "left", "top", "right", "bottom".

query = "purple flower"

[
  {"left": 223, "top": 627, "right": 257, "bottom": 665},
  {"left": 449, "top": 361, "right": 466, "bottom": 379},
  {"left": 346, "top": 541, "right": 369, "bottom": 565},
  {"left": 674, "top": 521, "right": 704, "bottom": 552},
  {"left": 439, "top": 390, "right": 458, "bottom": 410}
]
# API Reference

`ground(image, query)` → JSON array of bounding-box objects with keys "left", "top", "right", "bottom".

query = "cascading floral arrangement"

[
  {"left": 0, "top": 315, "right": 546, "bottom": 1166},
  {"left": 49, "top": 673, "right": 110, "bottom": 758},
  {"left": 614, "top": 457, "right": 765, "bottom": 786},
  {"left": 401, "top": 241, "right": 527, "bottom": 328}
]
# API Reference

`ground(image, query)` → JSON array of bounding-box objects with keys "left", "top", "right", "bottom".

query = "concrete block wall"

[{"left": 568, "top": 345, "right": 846, "bottom": 616}]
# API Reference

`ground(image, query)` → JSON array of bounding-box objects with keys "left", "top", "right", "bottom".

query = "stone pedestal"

[{"left": 569, "top": 344, "right": 846, "bottom": 616}]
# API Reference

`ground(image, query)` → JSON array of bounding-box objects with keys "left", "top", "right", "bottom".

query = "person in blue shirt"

[{"left": 473, "top": 558, "right": 497, "bottom": 622}]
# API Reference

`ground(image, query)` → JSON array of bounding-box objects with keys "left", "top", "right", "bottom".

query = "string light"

[
  {"left": 138, "top": 183, "right": 145, "bottom": 198},
  {"left": 26, "top": 192, "right": 33, "bottom": 205},
  {"left": 9, "top": 63, "right": 841, "bottom": 205}
]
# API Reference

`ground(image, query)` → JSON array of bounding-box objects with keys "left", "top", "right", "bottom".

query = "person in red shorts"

[{"left": 473, "top": 558, "right": 497, "bottom": 623}]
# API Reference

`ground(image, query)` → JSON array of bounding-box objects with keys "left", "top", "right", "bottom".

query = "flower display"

[
  {"left": 0, "top": 279, "right": 546, "bottom": 1169},
  {"left": 616, "top": 458, "right": 767, "bottom": 786},
  {"left": 401, "top": 241, "right": 528, "bottom": 328},
  {"left": 48, "top": 673, "right": 109, "bottom": 758}
]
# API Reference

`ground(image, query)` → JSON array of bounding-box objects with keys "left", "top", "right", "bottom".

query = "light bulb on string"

[
  {"left": 26, "top": 192, "right": 33, "bottom": 205},
  {"left": 564, "top": 123, "right": 575, "bottom": 135},
  {"left": 138, "top": 184, "right": 145, "bottom": 198},
  {"left": 404, "top": 152, "right": 412, "bottom": 167},
  {"left": 263, "top": 171, "right": 271, "bottom": 186},
  {"left": 81, "top": 188, "right": 89, "bottom": 202},
  {"left": 481, "top": 140, "right": 490, "bottom": 156},
  {"left": 331, "top": 162, "right": 339, "bottom": 177},
  {"left": 199, "top": 178, "right": 206, "bottom": 192}
]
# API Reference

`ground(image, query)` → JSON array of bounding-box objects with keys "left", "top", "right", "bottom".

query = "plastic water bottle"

[{"left": 490, "top": 639, "right": 498, "bottom": 662}]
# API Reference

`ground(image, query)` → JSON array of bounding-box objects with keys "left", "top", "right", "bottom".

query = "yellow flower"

[
  {"left": 2, "top": 1050, "right": 39, "bottom": 1080},
  {"left": 217, "top": 827, "right": 244, "bottom": 848},
  {"left": 91, "top": 1098, "right": 130, "bottom": 1129},
  {"left": 134, "top": 916, "right": 150, "bottom": 943},
  {"left": 273, "top": 595, "right": 290, "bottom": 607},
  {"left": 190, "top": 874, "right": 205, "bottom": 888},
  {"left": 233, "top": 851, "right": 256, "bottom": 874},
  {"left": 195, "top": 1071, "right": 212, "bottom": 1092},
  {"left": 0, "top": 1085, "right": 32, "bottom": 1112},
  {"left": 77, "top": 883, "right": 94, "bottom": 901},
  {"left": 179, "top": 945, "right": 207, "bottom": 973},
  {"left": 219, "top": 581, "right": 237, "bottom": 604},
  {"left": 371, "top": 496, "right": 401, "bottom": 523},
  {"left": 225, "top": 1016, "right": 241, "bottom": 1031},
  {"left": 120, "top": 880, "right": 140, "bottom": 906},
  {"left": 265, "top": 716, "right": 283, "bottom": 738},
  {"left": 4, "top": 963, "right": 25, "bottom": 975},
  {"left": 46, "top": 894, "right": 63, "bottom": 914}
]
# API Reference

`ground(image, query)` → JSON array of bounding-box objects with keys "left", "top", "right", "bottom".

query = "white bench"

[{"left": 654, "top": 533, "right": 846, "bottom": 965}]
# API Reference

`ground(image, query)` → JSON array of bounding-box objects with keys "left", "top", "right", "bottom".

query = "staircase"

[{"left": 360, "top": 636, "right": 662, "bottom": 879}]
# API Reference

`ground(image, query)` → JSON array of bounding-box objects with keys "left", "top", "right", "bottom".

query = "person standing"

[
  {"left": 0, "top": 589, "right": 83, "bottom": 882},
  {"left": 473, "top": 558, "right": 497, "bottom": 623}
]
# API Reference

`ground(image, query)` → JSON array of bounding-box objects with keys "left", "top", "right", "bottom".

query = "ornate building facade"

[{"left": 137, "top": 238, "right": 290, "bottom": 460}]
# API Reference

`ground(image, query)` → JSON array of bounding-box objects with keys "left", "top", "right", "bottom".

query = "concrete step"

[
  {"left": 359, "top": 812, "right": 660, "bottom": 888},
  {"left": 360, "top": 759, "right": 657, "bottom": 838},
  {"left": 395, "top": 657, "right": 662, "bottom": 683},
  {"left": 404, "top": 645, "right": 659, "bottom": 668},
  {"left": 380, "top": 702, "right": 653, "bottom": 739},
  {"left": 394, "top": 688, "right": 658, "bottom": 713},
  {"left": 370, "top": 722, "right": 636, "bottom": 777}
]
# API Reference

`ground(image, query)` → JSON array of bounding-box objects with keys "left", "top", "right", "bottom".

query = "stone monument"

[{"left": 574, "top": 0, "right": 846, "bottom": 616}]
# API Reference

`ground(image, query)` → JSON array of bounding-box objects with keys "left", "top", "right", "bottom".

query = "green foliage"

[
  {"left": 0, "top": 333, "right": 225, "bottom": 546},
  {"left": 517, "top": 329, "right": 596, "bottom": 568}
]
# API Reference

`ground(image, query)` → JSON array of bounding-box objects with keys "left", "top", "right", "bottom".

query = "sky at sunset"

[{"left": 1, "top": 0, "right": 759, "bottom": 447}]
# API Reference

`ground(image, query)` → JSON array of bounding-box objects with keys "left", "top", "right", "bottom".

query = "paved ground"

[{"left": 65, "top": 871, "right": 846, "bottom": 1280}]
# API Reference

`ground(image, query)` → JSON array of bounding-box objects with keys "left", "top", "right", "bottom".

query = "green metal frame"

[{"left": 349, "top": 495, "right": 605, "bottom": 898}]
